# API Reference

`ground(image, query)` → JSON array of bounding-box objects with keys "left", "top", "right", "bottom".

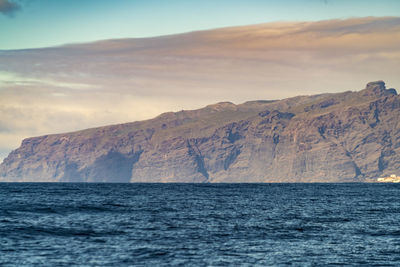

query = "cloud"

[
  {"left": 0, "top": 71, "right": 95, "bottom": 90},
  {"left": 0, "top": 0, "right": 21, "bottom": 16},
  {"left": 0, "top": 17, "right": 399, "bottom": 162}
]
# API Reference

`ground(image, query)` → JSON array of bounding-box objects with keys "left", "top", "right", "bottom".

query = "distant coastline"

[
  {"left": 1, "top": 81, "right": 399, "bottom": 183},
  {"left": 377, "top": 174, "right": 400, "bottom": 183}
]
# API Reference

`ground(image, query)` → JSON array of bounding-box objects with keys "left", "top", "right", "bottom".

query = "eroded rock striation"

[{"left": 1, "top": 81, "right": 399, "bottom": 182}]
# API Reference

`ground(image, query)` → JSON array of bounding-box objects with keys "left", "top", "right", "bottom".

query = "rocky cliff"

[{"left": 1, "top": 81, "right": 399, "bottom": 182}]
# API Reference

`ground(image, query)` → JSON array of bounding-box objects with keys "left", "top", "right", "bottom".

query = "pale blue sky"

[{"left": 1, "top": 0, "right": 400, "bottom": 50}]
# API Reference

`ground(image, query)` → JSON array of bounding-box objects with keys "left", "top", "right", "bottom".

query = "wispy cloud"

[
  {"left": 0, "top": 71, "right": 95, "bottom": 90},
  {"left": 0, "top": 0, "right": 20, "bottom": 17}
]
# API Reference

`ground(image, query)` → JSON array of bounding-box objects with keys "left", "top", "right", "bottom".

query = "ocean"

[{"left": 1, "top": 183, "right": 400, "bottom": 266}]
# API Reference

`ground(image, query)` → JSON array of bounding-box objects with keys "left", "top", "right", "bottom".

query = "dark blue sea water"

[{"left": 1, "top": 183, "right": 400, "bottom": 266}]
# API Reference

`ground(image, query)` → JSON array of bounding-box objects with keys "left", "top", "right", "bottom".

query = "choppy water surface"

[{"left": 1, "top": 183, "right": 400, "bottom": 266}]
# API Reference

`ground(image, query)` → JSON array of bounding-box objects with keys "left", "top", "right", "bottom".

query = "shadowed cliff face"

[{"left": 0, "top": 81, "right": 399, "bottom": 182}]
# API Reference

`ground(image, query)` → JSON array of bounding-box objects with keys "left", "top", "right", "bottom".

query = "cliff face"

[{"left": 1, "top": 81, "right": 399, "bottom": 182}]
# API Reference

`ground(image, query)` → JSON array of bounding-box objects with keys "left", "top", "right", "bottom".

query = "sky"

[
  {"left": 0, "top": 0, "right": 400, "bottom": 163},
  {"left": 0, "top": 0, "right": 400, "bottom": 50}
]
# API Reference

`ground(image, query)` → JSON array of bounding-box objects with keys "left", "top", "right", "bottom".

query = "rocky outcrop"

[{"left": 1, "top": 81, "right": 399, "bottom": 182}]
